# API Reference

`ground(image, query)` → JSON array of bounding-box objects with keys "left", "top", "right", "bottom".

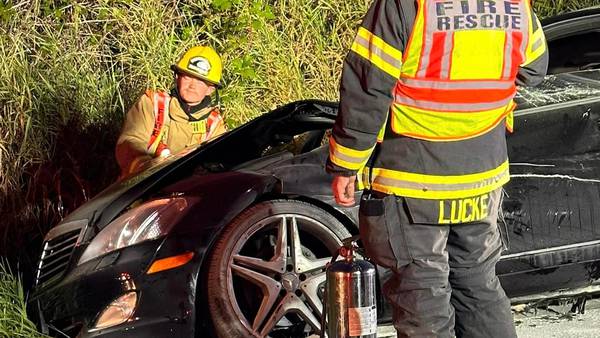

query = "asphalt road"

[
  {"left": 373, "top": 299, "right": 600, "bottom": 338},
  {"left": 513, "top": 299, "right": 600, "bottom": 338}
]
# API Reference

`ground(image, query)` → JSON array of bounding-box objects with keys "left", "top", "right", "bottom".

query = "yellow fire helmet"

[{"left": 171, "top": 45, "right": 223, "bottom": 87}]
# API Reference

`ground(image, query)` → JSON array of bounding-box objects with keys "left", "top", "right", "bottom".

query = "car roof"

[{"left": 542, "top": 6, "right": 600, "bottom": 26}]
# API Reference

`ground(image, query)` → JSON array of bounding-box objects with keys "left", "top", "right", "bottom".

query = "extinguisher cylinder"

[{"left": 326, "top": 258, "right": 377, "bottom": 338}]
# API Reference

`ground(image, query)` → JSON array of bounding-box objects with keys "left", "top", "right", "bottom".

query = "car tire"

[{"left": 206, "top": 199, "right": 351, "bottom": 338}]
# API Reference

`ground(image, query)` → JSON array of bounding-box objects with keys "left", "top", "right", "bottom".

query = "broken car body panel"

[{"left": 498, "top": 70, "right": 600, "bottom": 300}]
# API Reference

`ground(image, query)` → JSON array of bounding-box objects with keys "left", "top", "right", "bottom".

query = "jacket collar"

[{"left": 171, "top": 88, "right": 213, "bottom": 121}]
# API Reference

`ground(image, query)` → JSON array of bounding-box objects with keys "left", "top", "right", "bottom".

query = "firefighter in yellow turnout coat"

[
  {"left": 327, "top": 0, "right": 548, "bottom": 337},
  {"left": 116, "top": 46, "right": 227, "bottom": 176}
]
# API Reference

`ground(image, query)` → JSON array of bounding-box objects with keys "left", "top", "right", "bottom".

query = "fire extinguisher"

[{"left": 321, "top": 235, "right": 377, "bottom": 338}]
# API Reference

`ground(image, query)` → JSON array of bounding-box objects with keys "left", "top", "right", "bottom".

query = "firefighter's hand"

[
  {"left": 158, "top": 148, "right": 171, "bottom": 158},
  {"left": 332, "top": 175, "right": 355, "bottom": 207}
]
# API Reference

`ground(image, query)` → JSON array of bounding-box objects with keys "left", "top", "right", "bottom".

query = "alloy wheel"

[{"left": 227, "top": 214, "right": 342, "bottom": 337}]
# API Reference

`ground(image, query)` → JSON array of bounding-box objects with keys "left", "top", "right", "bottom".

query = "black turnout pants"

[{"left": 359, "top": 190, "right": 517, "bottom": 338}]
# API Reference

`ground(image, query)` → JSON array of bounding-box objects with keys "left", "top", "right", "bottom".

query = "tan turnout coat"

[{"left": 116, "top": 90, "right": 226, "bottom": 176}]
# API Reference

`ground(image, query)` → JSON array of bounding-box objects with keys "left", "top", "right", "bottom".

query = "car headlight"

[{"left": 79, "top": 197, "right": 189, "bottom": 265}]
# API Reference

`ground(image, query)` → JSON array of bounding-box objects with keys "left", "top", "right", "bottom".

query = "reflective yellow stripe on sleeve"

[
  {"left": 523, "top": 17, "right": 546, "bottom": 66},
  {"left": 351, "top": 27, "right": 403, "bottom": 78},
  {"left": 329, "top": 137, "right": 374, "bottom": 171}
]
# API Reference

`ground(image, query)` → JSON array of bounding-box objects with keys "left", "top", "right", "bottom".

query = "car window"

[
  {"left": 543, "top": 9, "right": 600, "bottom": 74},
  {"left": 515, "top": 70, "right": 600, "bottom": 110},
  {"left": 548, "top": 30, "right": 600, "bottom": 74}
]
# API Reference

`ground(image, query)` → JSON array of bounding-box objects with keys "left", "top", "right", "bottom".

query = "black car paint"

[
  {"left": 32, "top": 11, "right": 600, "bottom": 338},
  {"left": 541, "top": 6, "right": 600, "bottom": 27},
  {"left": 39, "top": 239, "right": 167, "bottom": 337},
  {"left": 34, "top": 171, "right": 283, "bottom": 337},
  {"left": 496, "top": 70, "right": 600, "bottom": 299}
]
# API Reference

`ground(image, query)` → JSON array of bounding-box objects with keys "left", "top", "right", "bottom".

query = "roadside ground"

[
  {"left": 513, "top": 298, "right": 600, "bottom": 338},
  {"left": 354, "top": 298, "right": 600, "bottom": 337}
]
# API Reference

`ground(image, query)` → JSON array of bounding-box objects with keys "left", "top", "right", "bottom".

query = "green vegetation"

[
  {"left": 0, "top": 0, "right": 598, "bottom": 335},
  {"left": 0, "top": 0, "right": 369, "bottom": 257},
  {"left": 535, "top": 0, "right": 599, "bottom": 17},
  {"left": 1, "top": 0, "right": 598, "bottom": 252},
  {"left": 0, "top": 262, "right": 49, "bottom": 338}
]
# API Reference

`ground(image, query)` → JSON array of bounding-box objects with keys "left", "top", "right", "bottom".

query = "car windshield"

[{"left": 515, "top": 69, "right": 600, "bottom": 110}]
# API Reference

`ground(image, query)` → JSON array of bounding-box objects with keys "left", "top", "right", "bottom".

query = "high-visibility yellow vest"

[{"left": 390, "top": 0, "right": 533, "bottom": 141}]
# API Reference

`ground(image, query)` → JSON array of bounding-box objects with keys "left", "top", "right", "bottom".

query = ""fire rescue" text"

[{"left": 436, "top": 0, "right": 523, "bottom": 31}]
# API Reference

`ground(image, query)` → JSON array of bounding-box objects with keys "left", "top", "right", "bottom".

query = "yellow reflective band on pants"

[
  {"left": 361, "top": 161, "right": 510, "bottom": 199},
  {"left": 329, "top": 137, "right": 374, "bottom": 171}
]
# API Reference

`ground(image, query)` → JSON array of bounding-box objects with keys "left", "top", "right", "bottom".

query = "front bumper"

[{"left": 31, "top": 237, "right": 205, "bottom": 338}]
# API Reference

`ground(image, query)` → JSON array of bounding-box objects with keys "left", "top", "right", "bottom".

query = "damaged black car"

[{"left": 30, "top": 7, "right": 600, "bottom": 338}]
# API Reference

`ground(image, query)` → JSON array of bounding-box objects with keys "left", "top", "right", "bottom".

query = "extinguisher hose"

[{"left": 320, "top": 248, "right": 341, "bottom": 338}]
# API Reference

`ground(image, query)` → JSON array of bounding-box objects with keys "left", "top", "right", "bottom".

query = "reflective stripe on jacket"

[
  {"left": 147, "top": 91, "right": 172, "bottom": 155},
  {"left": 145, "top": 91, "right": 224, "bottom": 155},
  {"left": 326, "top": 0, "right": 548, "bottom": 202}
]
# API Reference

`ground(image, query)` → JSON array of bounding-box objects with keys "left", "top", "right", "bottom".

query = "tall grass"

[
  {"left": 0, "top": 0, "right": 371, "bottom": 256},
  {"left": 0, "top": 261, "right": 49, "bottom": 337}
]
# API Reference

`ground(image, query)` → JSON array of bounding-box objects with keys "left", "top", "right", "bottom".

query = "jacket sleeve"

[
  {"left": 517, "top": 7, "right": 548, "bottom": 87},
  {"left": 326, "top": 0, "right": 407, "bottom": 176},
  {"left": 115, "top": 94, "right": 155, "bottom": 175}
]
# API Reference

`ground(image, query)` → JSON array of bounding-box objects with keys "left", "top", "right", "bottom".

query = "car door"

[
  {"left": 543, "top": 7, "right": 600, "bottom": 74},
  {"left": 491, "top": 8, "right": 600, "bottom": 302}
]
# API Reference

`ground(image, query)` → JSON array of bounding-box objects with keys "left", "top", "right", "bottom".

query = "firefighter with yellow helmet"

[{"left": 116, "top": 46, "right": 227, "bottom": 177}]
